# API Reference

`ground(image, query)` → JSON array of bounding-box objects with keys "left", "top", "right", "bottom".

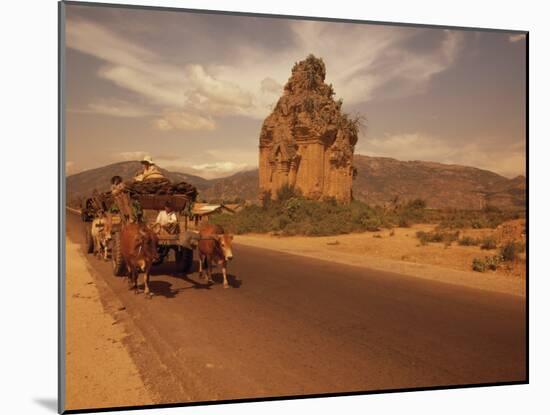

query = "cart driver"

[
  {"left": 154, "top": 201, "right": 178, "bottom": 234},
  {"left": 134, "top": 155, "right": 166, "bottom": 182},
  {"left": 110, "top": 175, "right": 125, "bottom": 194}
]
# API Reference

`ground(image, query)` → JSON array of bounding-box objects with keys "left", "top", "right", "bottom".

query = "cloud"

[
  {"left": 509, "top": 34, "right": 526, "bottom": 43},
  {"left": 66, "top": 161, "right": 76, "bottom": 175},
  {"left": 66, "top": 17, "right": 465, "bottom": 125},
  {"left": 70, "top": 99, "right": 153, "bottom": 118},
  {"left": 359, "top": 132, "right": 525, "bottom": 177},
  {"left": 154, "top": 111, "right": 216, "bottom": 131},
  {"left": 67, "top": 19, "right": 255, "bottom": 121},
  {"left": 114, "top": 151, "right": 150, "bottom": 161},
  {"left": 185, "top": 64, "right": 253, "bottom": 114},
  {"left": 151, "top": 147, "right": 257, "bottom": 179},
  {"left": 191, "top": 161, "right": 251, "bottom": 175},
  {"left": 260, "top": 77, "right": 282, "bottom": 94}
]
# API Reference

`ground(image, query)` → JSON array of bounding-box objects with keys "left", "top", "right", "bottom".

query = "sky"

[{"left": 64, "top": 4, "right": 527, "bottom": 179}]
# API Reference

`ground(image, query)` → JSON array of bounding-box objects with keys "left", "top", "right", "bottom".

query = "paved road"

[{"left": 66, "top": 212, "right": 526, "bottom": 403}]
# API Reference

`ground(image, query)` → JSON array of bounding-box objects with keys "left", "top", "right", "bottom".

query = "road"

[{"left": 66, "top": 212, "right": 526, "bottom": 404}]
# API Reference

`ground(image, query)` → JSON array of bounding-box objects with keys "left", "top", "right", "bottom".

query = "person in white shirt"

[
  {"left": 134, "top": 155, "right": 166, "bottom": 182},
  {"left": 155, "top": 201, "right": 178, "bottom": 234}
]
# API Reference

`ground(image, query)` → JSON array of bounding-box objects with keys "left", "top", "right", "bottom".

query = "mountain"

[
  {"left": 66, "top": 161, "right": 209, "bottom": 203},
  {"left": 198, "top": 169, "right": 259, "bottom": 202},
  {"left": 351, "top": 155, "right": 526, "bottom": 209},
  {"left": 66, "top": 157, "right": 526, "bottom": 210}
]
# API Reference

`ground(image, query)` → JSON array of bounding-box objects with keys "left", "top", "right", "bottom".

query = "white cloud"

[
  {"left": 66, "top": 18, "right": 464, "bottom": 125},
  {"left": 67, "top": 19, "right": 255, "bottom": 121},
  {"left": 114, "top": 151, "right": 150, "bottom": 162},
  {"left": 260, "top": 77, "right": 282, "bottom": 94},
  {"left": 97, "top": 65, "right": 186, "bottom": 108},
  {"left": 154, "top": 111, "right": 216, "bottom": 131},
  {"left": 70, "top": 99, "right": 153, "bottom": 118},
  {"left": 66, "top": 161, "right": 76, "bottom": 175},
  {"left": 292, "top": 24, "right": 463, "bottom": 104},
  {"left": 191, "top": 161, "right": 250, "bottom": 174},
  {"left": 185, "top": 65, "right": 253, "bottom": 114},
  {"left": 509, "top": 34, "right": 526, "bottom": 43},
  {"left": 359, "top": 132, "right": 525, "bottom": 177}
]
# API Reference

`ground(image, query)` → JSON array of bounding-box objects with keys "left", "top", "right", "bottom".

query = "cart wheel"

[
  {"left": 153, "top": 246, "right": 167, "bottom": 266},
  {"left": 112, "top": 232, "right": 126, "bottom": 276},
  {"left": 176, "top": 247, "right": 194, "bottom": 274},
  {"left": 84, "top": 224, "right": 94, "bottom": 254}
]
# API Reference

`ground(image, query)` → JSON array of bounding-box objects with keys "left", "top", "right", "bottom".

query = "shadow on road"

[
  {"left": 147, "top": 280, "right": 180, "bottom": 298},
  {"left": 210, "top": 272, "right": 242, "bottom": 288}
]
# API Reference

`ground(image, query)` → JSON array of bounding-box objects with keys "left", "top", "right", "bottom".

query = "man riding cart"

[{"left": 82, "top": 157, "right": 199, "bottom": 275}]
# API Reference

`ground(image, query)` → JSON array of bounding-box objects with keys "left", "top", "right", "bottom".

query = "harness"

[{"left": 198, "top": 235, "right": 221, "bottom": 241}]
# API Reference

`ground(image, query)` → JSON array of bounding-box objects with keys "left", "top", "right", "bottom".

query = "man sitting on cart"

[
  {"left": 154, "top": 201, "right": 179, "bottom": 235},
  {"left": 134, "top": 155, "right": 166, "bottom": 182}
]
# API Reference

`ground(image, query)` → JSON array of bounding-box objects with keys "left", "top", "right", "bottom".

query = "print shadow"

[{"left": 34, "top": 398, "right": 57, "bottom": 412}]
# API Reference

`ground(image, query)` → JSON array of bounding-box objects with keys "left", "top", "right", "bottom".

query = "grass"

[
  {"left": 499, "top": 241, "right": 526, "bottom": 261},
  {"left": 480, "top": 236, "right": 497, "bottom": 250},
  {"left": 437, "top": 206, "right": 523, "bottom": 230},
  {"left": 210, "top": 186, "right": 524, "bottom": 239},
  {"left": 472, "top": 240, "right": 525, "bottom": 272},
  {"left": 210, "top": 189, "right": 431, "bottom": 236},
  {"left": 472, "top": 255, "right": 503, "bottom": 272},
  {"left": 416, "top": 230, "right": 459, "bottom": 245},
  {"left": 458, "top": 236, "right": 479, "bottom": 246}
]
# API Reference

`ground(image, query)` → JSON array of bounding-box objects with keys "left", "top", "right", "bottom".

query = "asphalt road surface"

[{"left": 65, "top": 212, "right": 526, "bottom": 404}]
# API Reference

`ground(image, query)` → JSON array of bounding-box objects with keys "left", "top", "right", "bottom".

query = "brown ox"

[
  {"left": 120, "top": 223, "right": 159, "bottom": 296},
  {"left": 198, "top": 223, "right": 234, "bottom": 288}
]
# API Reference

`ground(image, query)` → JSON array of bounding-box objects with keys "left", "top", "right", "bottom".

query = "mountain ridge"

[{"left": 66, "top": 156, "right": 525, "bottom": 210}]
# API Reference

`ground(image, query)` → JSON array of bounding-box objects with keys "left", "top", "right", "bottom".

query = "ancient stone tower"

[{"left": 259, "top": 54, "right": 359, "bottom": 203}]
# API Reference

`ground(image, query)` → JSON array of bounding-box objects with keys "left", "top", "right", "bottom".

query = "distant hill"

[
  {"left": 198, "top": 169, "right": 259, "bottom": 202},
  {"left": 66, "top": 161, "right": 209, "bottom": 203},
  {"left": 66, "top": 157, "right": 526, "bottom": 210},
  {"left": 352, "top": 155, "right": 526, "bottom": 210}
]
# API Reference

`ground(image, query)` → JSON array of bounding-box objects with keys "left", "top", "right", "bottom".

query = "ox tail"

[{"left": 202, "top": 256, "right": 208, "bottom": 270}]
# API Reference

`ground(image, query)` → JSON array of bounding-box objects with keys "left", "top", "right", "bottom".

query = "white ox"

[{"left": 91, "top": 213, "right": 113, "bottom": 261}]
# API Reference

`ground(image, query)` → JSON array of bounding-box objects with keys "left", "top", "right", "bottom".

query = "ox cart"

[{"left": 81, "top": 182, "right": 198, "bottom": 277}]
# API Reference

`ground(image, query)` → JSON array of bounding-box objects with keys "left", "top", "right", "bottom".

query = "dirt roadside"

[
  {"left": 65, "top": 237, "right": 155, "bottom": 410},
  {"left": 235, "top": 227, "right": 526, "bottom": 297}
]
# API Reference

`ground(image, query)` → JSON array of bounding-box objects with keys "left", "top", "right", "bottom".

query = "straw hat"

[{"left": 141, "top": 155, "right": 154, "bottom": 165}]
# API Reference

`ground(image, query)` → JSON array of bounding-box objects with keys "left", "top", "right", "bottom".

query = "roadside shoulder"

[
  {"left": 235, "top": 235, "right": 525, "bottom": 298},
  {"left": 65, "top": 237, "right": 155, "bottom": 410}
]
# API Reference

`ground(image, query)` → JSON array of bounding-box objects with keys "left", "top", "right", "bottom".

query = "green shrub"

[
  {"left": 398, "top": 217, "right": 411, "bottom": 228},
  {"left": 472, "top": 257, "right": 486, "bottom": 272},
  {"left": 396, "top": 199, "right": 428, "bottom": 226},
  {"left": 438, "top": 207, "right": 523, "bottom": 230},
  {"left": 499, "top": 241, "right": 526, "bottom": 262},
  {"left": 406, "top": 198, "right": 427, "bottom": 210},
  {"left": 485, "top": 255, "right": 503, "bottom": 270},
  {"left": 416, "top": 230, "right": 459, "bottom": 245},
  {"left": 472, "top": 255, "right": 503, "bottom": 272},
  {"left": 362, "top": 217, "right": 382, "bottom": 232},
  {"left": 210, "top": 197, "right": 405, "bottom": 236},
  {"left": 276, "top": 184, "right": 300, "bottom": 202},
  {"left": 480, "top": 236, "right": 497, "bottom": 250},
  {"left": 458, "top": 236, "right": 479, "bottom": 246}
]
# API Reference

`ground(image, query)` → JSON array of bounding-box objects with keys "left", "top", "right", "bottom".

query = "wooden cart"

[{"left": 82, "top": 190, "right": 198, "bottom": 276}]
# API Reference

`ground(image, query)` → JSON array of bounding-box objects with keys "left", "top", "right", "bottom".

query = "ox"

[
  {"left": 91, "top": 212, "right": 113, "bottom": 261},
  {"left": 198, "top": 223, "right": 234, "bottom": 288},
  {"left": 119, "top": 223, "right": 159, "bottom": 296}
]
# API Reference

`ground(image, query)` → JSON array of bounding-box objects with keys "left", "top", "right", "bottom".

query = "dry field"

[{"left": 236, "top": 219, "right": 526, "bottom": 297}]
